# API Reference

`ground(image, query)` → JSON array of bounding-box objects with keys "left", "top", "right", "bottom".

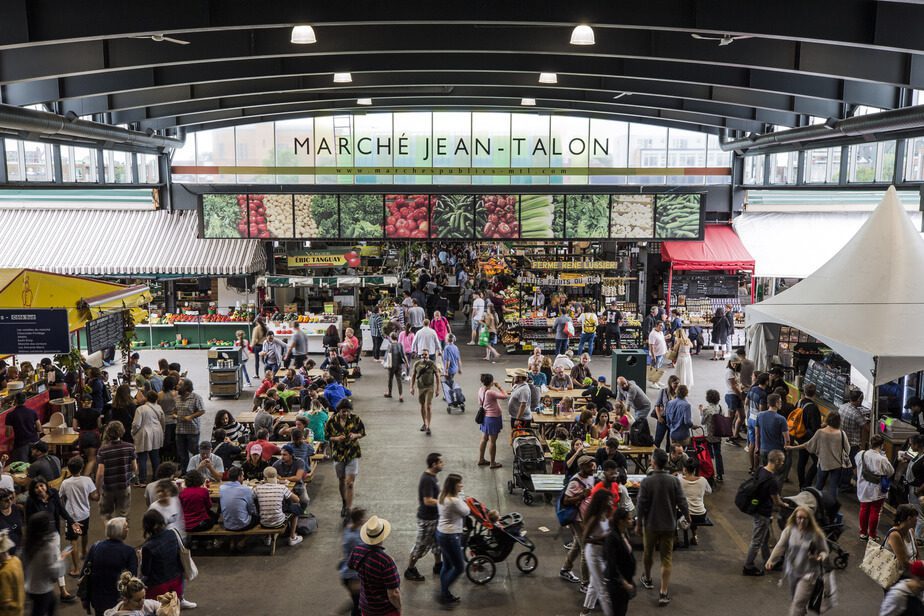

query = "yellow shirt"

[{"left": 0, "top": 555, "right": 24, "bottom": 616}]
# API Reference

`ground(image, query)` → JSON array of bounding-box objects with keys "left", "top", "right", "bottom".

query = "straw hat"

[
  {"left": 360, "top": 515, "right": 392, "bottom": 546},
  {"left": 6, "top": 381, "right": 23, "bottom": 392},
  {"left": 0, "top": 530, "right": 13, "bottom": 554}
]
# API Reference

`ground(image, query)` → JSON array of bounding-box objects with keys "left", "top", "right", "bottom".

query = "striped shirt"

[
  {"left": 253, "top": 482, "right": 292, "bottom": 528},
  {"left": 348, "top": 544, "right": 401, "bottom": 616},
  {"left": 96, "top": 440, "right": 137, "bottom": 491}
]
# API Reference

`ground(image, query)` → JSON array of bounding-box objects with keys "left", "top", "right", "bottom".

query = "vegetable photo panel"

[
  {"left": 610, "top": 194, "right": 654, "bottom": 239},
  {"left": 385, "top": 194, "right": 430, "bottom": 239},
  {"left": 256, "top": 194, "right": 295, "bottom": 239},
  {"left": 202, "top": 194, "right": 246, "bottom": 238},
  {"left": 475, "top": 194, "right": 519, "bottom": 239},
  {"left": 518, "top": 195, "right": 561, "bottom": 239},
  {"left": 655, "top": 194, "right": 702, "bottom": 239},
  {"left": 430, "top": 194, "right": 474, "bottom": 239},
  {"left": 565, "top": 194, "right": 610, "bottom": 239},
  {"left": 340, "top": 194, "right": 384, "bottom": 239}
]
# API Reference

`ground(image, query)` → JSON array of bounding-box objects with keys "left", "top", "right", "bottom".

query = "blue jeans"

[
  {"left": 555, "top": 338, "right": 569, "bottom": 355},
  {"left": 435, "top": 531, "right": 464, "bottom": 599},
  {"left": 577, "top": 333, "right": 596, "bottom": 356},
  {"left": 137, "top": 449, "right": 160, "bottom": 483},
  {"left": 815, "top": 467, "right": 844, "bottom": 506},
  {"left": 252, "top": 343, "right": 263, "bottom": 376},
  {"left": 654, "top": 421, "right": 670, "bottom": 449},
  {"left": 240, "top": 362, "right": 251, "bottom": 385},
  {"left": 175, "top": 432, "right": 199, "bottom": 471},
  {"left": 709, "top": 441, "right": 724, "bottom": 477}
]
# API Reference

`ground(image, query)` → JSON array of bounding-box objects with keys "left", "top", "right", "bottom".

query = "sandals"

[
  {"left": 477, "top": 460, "right": 490, "bottom": 466},
  {"left": 490, "top": 463, "right": 503, "bottom": 469}
]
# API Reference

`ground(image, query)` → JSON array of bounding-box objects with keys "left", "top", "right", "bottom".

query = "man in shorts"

[
  {"left": 410, "top": 349, "right": 441, "bottom": 436},
  {"left": 326, "top": 399, "right": 366, "bottom": 518},
  {"left": 404, "top": 452, "right": 444, "bottom": 581}
]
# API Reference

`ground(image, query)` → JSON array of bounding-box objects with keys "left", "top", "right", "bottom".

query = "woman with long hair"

[
  {"left": 212, "top": 409, "right": 249, "bottom": 445},
  {"left": 482, "top": 305, "right": 500, "bottom": 363},
  {"left": 581, "top": 490, "right": 615, "bottom": 616},
  {"left": 339, "top": 508, "right": 367, "bottom": 616},
  {"left": 436, "top": 474, "right": 470, "bottom": 605},
  {"left": 107, "top": 384, "right": 136, "bottom": 444},
  {"left": 132, "top": 391, "right": 165, "bottom": 484},
  {"left": 653, "top": 375, "right": 680, "bottom": 449},
  {"left": 23, "top": 512, "right": 67, "bottom": 615},
  {"left": 25, "top": 479, "right": 79, "bottom": 604},
  {"left": 672, "top": 328, "right": 694, "bottom": 392},
  {"left": 605, "top": 508, "right": 637, "bottom": 616},
  {"left": 765, "top": 506, "right": 828, "bottom": 616},
  {"left": 786, "top": 411, "right": 851, "bottom": 506},
  {"left": 233, "top": 329, "right": 253, "bottom": 387},
  {"left": 592, "top": 411, "right": 611, "bottom": 440},
  {"left": 251, "top": 315, "right": 268, "bottom": 376},
  {"left": 710, "top": 307, "right": 728, "bottom": 361},
  {"left": 323, "top": 324, "right": 341, "bottom": 353}
]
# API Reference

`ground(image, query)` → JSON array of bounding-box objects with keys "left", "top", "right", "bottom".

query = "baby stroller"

[
  {"left": 506, "top": 427, "right": 547, "bottom": 505},
  {"left": 777, "top": 487, "right": 849, "bottom": 570},
  {"left": 462, "top": 497, "right": 538, "bottom": 584},
  {"left": 441, "top": 375, "right": 465, "bottom": 414},
  {"left": 688, "top": 427, "right": 716, "bottom": 485}
]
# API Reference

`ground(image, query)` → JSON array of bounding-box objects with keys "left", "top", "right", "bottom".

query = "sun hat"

[
  {"left": 6, "top": 381, "right": 24, "bottom": 392},
  {"left": 0, "top": 530, "right": 14, "bottom": 554},
  {"left": 360, "top": 515, "right": 392, "bottom": 546}
]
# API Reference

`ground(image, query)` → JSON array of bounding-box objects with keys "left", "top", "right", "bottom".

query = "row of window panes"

[
  {"left": 170, "top": 115, "right": 733, "bottom": 185},
  {"left": 744, "top": 140, "right": 899, "bottom": 185},
  {"left": 3, "top": 139, "right": 158, "bottom": 183}
]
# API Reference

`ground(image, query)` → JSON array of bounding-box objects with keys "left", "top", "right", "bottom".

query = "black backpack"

[
  {"left": 735, "top": 473, "right": 773, "bottom": 515},
  {"left": 629, "top": 415, "right": 654, "bottom": 446}
]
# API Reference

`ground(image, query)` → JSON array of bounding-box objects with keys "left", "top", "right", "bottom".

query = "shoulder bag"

[
  {"left": 76, "top": 542, "right": 98, "bottom": 603},
  {"left": 172, "top": 528, "right": 199, "bottom": 582},
  {"left": 859, "top": 529, "right": 902, "bottom": 588},
  {"left": 475, "top": 392, "right": 486, "bottom": 425}
]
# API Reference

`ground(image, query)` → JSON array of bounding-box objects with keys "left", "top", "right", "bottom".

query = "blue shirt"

[
  {"left": 529, "top": 371, "right": 548, "bottom": 388},
  {"left": 340, "top": 526, "right": 362, "bottom": 580},
  {"left": 219, "top": 481, "right": 256, "bottom": 531},
  {"left": 443, "top": 344, "right": 461, "bottom": 375},
  {"left": 665, "top": 398, "right": 693, "bottom": 442},
  {"left": 324, "top": 383, "right": 352, "bottom": 410},
  {"left": 288, "top": 441, "right": 314, "bottom": 467},
  {"left": 756, "top": 410, "right": 789, "bottom": 454}
]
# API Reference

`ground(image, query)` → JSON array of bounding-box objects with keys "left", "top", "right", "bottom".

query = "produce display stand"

[
  {"left": 132, "top": 319, "right": 253, "bottom": 350},
  {"left": 266, "top": 314, "right": 342, "bottom": 354}
]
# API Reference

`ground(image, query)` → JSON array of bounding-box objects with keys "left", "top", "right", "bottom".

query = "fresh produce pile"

[
  {"left": 655, "top": 194, "right": 701, "bottom": 239},
  {"left": 476, "top": 194, "right": 519, "bottom": 239},
  {"left": 430, "top": 194, "right": 474, "bottom": 239},
  {"left": 565, "top": 195, "right": 609, "bottom": 238},
  {"left": 340, "top": 194, "right": 383, "bottom": 238},
  {"left": 519, "top": 195, "right": 557, "bottom": 238},
  {"left": 610, "top": 195, "right": 654, "bottom": 238},
  {"left": 294, "top": 194, "right": 320, "bottom": 237},
  {"left": 385, "top": 194, "right": 429, "bottom": 239},
  {"left": 202, "top": 194, "right": 243, "bottom": 238}
]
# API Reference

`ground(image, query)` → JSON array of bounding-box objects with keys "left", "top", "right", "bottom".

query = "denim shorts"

[{"left": 746, "top": 417, "right": 758, "bottom": 444}]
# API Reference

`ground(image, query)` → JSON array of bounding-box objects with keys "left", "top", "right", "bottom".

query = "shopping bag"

[
  {"left": 859, "top": 535, "right": 902, "bottom": 588},
  {"left": 478, "top": 326, "right": 490, "bottom": 347},
  {"left": 647, "top": 365, "right": 665, "bottom": 383},
  {"left": 172, "top": 529, "right": 199, "bottom": 582},
  {"left": 665, "top": 349, "right": 678, "bottom": 363},
  {"left": 711, "top": 414, "right": 734, "bottom": 438},
  {"left": 564, "top": 320, "right": 576, "bottom": 338}
]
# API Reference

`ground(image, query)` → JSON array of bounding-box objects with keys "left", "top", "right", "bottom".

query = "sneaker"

[
  {"left": 263, "top": 535, "right": 272, "bottom": 546},
  {"left": 579, "top": 583, "right": 589, "bottom": 593},
  {"left": 432, "top": 562, "right": 443, "bottom": 574},
  {"left": 563, "top": 541, "right": 575, "bottom": 550},
  {"left": 404, "top": 567, "right": 425, "bottom": 581},
  {"left": 426, "top": 428, "right": 431, "bottom": 436},
  {"left": 466, "top": 342, "right": 476, "bottom": 345},
  {"left": 420, "top": 424, "right": 427, "bottom": 431},
  {"left": 180, "top": 599, "right": 198, "bottom": 610},
  {"left": 742, "top": 566, "right": 765, "bottom": 577},
  {"left": 859, "top": 534, "right": 869, "bottom": 542},
  {"left": 658, "top": 593, "right": 671, "bottom": 607},
  {"left": 559, "top": 569, "right": 580, "bottom": 584},
  {"left": 640, "top": 576, "right": 654, "bottom": 590},
  {"left": 288, "top": 535, "right": 303, "bottom": 546}
]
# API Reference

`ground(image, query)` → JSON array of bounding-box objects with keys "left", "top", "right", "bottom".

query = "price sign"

[
  {"left": 0, "top": 309, "right": 70, "bottom": 355},
  {"left": 86, "top": 312, "right": 125, "bottom": 354}
]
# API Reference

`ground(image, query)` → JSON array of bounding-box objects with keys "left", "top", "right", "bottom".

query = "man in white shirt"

[
  {"left": 648, "top": 321, "right": 668, "bottom": 369},
  {"left": 186, "top": 441, "right": 225, "bottom": 481},
  {"left": 407, "top": 300, "right": 426, "bottom": 332},
  {"left": 412, "top": 320, "right": 441, "bottom": 357},
  {"left": 468, "top": 292, "right": 486, "bottom": 345},
  {"left": 553, "top": 351, "right": 575, "bottom": 372}
]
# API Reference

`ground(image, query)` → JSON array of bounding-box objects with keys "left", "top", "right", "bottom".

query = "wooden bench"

[
  {"left": 187, "top": 524, "right": 287, "bottom": 555},
  {"left": 677, "top": 515, "right": 714, "bottom": 549}
]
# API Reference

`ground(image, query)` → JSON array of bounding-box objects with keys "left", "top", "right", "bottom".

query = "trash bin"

[{"left": 611, "top": 349, "right": 648, "bottom": 393}]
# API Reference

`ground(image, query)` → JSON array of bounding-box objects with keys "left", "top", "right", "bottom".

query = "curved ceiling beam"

[
  {"left": 138, "top": 94, "right": 763, "bottom": 133},
  {"left": 115, "top": 84, "right": 795, "bottom": 129},
  {"left": 60, "top": 71, "right": 839, "bottom": 124},
  {"left": 1, "top": 1, "right": 923, "bottom": 55},
  {"left": 0, "top": 25, "right": 916, "bottom": 93}
]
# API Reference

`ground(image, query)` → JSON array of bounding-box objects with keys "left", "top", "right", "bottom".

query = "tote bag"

[
  {"left": 859, "top": 532, "right": 902, "bottom": 588},
  {"left": 173, "top": 528, "right": 199, "bottom": 582}
]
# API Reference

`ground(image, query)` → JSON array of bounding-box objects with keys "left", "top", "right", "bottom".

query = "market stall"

[
  {"left": 746, "top": 188, "right": 924, "bottom": 444},
  {"left": 660, "top": 225, "right": 755, "bottom": 347}
]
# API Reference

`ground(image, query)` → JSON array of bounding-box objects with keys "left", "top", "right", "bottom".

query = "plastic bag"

[{"left": 478, "top": 326, "right": 490, "bottom": 347}]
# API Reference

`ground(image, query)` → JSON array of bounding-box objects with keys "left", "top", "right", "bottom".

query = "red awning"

[{"left": 661, "top": 225, "right": 755, "bottom": 271}]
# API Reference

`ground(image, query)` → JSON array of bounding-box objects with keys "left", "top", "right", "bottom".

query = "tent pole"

[
  {"left": 666, "top": 266, "right": 674, "bottom": 311},
  {"left": 871, "top": 356, "right": 879, "bottom": 447}
]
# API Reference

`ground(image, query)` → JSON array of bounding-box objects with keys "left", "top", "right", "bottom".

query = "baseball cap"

[
  {"left": 578, "top": 455, "right": 595, "bottom": 466},
  {"left": 597, "top": 376, "right": 606, "bottom": 382},
  {"left": 250, "top": 444, "right": 263, "bottom": 456}
]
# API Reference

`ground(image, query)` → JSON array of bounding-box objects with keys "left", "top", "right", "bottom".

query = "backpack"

[
  {"left": 787, "top": 406, "right": 807, "bottom": 440},
  {"left": 555, "top": 476, "right": 582, "bottom": 526},
  {"left": 735, "top": 473, "right": 773, "bottom": 515},
  {"left": 905, "top": 453, "right": 924, "bottom": 488},
  {"left": 416, "top": 360, "right": 436, "bottom": 388},
  {"left": 629, "top": 415, "right": 654, "bottom": 446},
  {"left": 582, "top": 314, "right": 598, "bottom": 334}
]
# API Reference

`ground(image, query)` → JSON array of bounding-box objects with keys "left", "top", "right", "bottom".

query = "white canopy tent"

[{"left": 746, "top": 186, "right": 924, "bottom": 388}]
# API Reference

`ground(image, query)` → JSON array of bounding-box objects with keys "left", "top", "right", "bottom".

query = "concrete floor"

[{"left": 37, "top": 334, "right": 886, "bottom": 616}]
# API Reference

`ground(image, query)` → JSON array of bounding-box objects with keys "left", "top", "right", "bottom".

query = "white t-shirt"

[
  {"left": 472, "top": 298, "right": 485, "bottom": 322},
  {"left": 552, "top": 355, "right": 574, "bottom": 371},
  {"left": 148, "top": 497, "right": 186, "bottom": 535},
  {"left": 725, "top": 367, "right": 738, "bottom": 396},
  {"left": 680, "top": 476, "right": 712, "bottom": 516},
  {"left": 437, "top": 496, "right": 471, "bottom": 534},
  {"left": 0, "top": 474, "right": 13, "bottom": 493},
  {"left": 648, "top": 330, "right": 668, "bottom": 356},
  {"left": 59, "top": 476, "right": 97, "bottom": 522}
]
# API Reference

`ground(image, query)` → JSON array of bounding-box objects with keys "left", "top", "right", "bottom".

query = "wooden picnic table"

[
  {"left": 531, "top": 412, "right": 577, "bottom": 438},
  {"left": 41, "top": 432, "right": 79, "bottom": 456},
  {"left": 207, "top": 454, "right": 324, "bottom": 499},
  {"left": 545, "top": 388, "right": 588, "bottom": 400},
  {"left": 236, "top": 411, "right": 300, "bottom": 426}
]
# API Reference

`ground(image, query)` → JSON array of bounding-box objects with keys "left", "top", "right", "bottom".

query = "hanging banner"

[{"left": 286, "top": 250, "right": 361, "bottom": 268}]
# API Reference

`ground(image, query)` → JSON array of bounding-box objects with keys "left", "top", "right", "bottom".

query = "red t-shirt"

[
  {"left": 255, "top": 378, "right": 275, "bottom": 397},
  {"left": 590, "top": 481, "right": 621, "bottom": 507},
  {"left": 179, "top": 486, "right": 213, "bottom": 528},
  {"left": 246, "top": 439, "right": 280, "bottom": 461}
]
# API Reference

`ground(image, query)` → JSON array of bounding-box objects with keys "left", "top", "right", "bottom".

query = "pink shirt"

[
  {"left": 398, "top": 331, "right": 415, "bottom": 354},
  {"left": 478, "top": 386, "right": 508, "bottom": 418},
  {"left": 432, "top": 317, "right": 450, "bottom": 341}
]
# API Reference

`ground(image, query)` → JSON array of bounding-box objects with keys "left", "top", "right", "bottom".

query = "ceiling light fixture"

[
  {"left": 333, "top": 72, "right": 352, "bottom": 83},
  {"left": 521, "top": 98, "right": 536, "bottom": 106},
  {"left": 570, "top": 25, "right": 595, "bottom": 45},
  {"left": 290, "top": 25, "right": 317, "bottom": 44},
  {"left": 539, "top": 72, "right": 558, "bottom": 84},
  {"left": 357, "top": 98, "right": 372, "bottom": 105}
]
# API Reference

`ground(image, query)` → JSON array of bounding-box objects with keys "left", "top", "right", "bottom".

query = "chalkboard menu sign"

[
  {"left": 86, "top": 312, "right": 125, "bottom": 354},
  {"left": 664, "top": 274, "right": 740, "bottom": 298},
  {"left": 0, "top": 309, "right": 70, "bottom": 354},
  {"left": 804, "top": 360, "right": 848, "bottom": 406}
]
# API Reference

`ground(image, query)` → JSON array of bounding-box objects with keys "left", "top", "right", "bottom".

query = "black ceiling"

[{"left": 1, "top": 1, "right": 923, "bottom": 136}]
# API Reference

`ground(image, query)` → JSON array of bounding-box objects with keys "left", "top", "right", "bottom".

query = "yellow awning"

[{"left": 0, "top": 268, "right": 151, "bottom": 333}]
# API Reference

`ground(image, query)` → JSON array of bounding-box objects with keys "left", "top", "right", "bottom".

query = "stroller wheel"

[
  {"left": 833, "top": 553, "right": 849, "bottom": 570},
  {"left": 523, "top": 491, "right": 534, "bottom": 506},
  {"left": 507, "top": 480, "right": 514, "bottom": 495},
  {"left": 466, "top": 555, "right": 496, "bottom": 585},
  {"left": 516, "top": 552, "right": 538, "bottom": 574}
]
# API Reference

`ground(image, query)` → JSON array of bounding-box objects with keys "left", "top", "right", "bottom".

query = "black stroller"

[
  {"left": 462, "top": 497, "right": 538, "bottom": 584},
  {"left": 506, "top": 426, "right": 547, "bottom": 505},
  {"left": 777, "top": 487, "right": 850, "bottom": 569}
]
